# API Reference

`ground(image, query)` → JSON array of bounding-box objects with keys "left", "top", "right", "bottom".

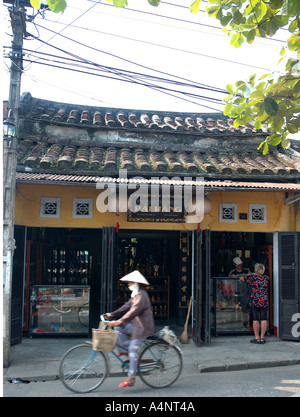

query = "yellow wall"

[{"left": 15, "top": 183, "right": 300, "bottom": 232}]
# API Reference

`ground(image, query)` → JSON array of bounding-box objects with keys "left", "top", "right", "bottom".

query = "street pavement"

[{"left": 3, "top": 331, "right": 300, "bottom": 384}]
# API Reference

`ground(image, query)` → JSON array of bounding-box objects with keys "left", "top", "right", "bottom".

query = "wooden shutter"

[
  {"left": 202, "top": 229, "right": 211, "bottom": 344},
  {"left": 192, "top": 230, "right": 202, "bottom": 345},
  {"left": 100, "top": 227, "right": 117, "bottom": 314},
  {"left": 11, "top": 226, "right": 26, "bottom": 344},
  {"left": 279, "top": 233, "right": 299, "bottom": 340},
  {"left": 192, "top": 229, "right": 211, "bottom": 345}
]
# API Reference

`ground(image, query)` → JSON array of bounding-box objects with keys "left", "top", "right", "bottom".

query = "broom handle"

[{"left": 184, "top": 297, "right": 192, "bottom": 329}]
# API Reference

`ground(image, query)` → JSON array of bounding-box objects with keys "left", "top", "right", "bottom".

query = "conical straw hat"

[{"left": 119, "top": 270, "right": 150, "bottom": 285}]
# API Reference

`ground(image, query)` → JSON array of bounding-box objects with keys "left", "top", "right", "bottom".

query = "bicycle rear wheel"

[
  {"left": 59, "top": 344, "right": 108, "bottom": 393},
  {"left": 138, "top": 341, "right": 182, "bottom": 388}
]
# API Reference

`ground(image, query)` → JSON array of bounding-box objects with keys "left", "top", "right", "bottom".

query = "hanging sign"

[{"left": 179, "top": 232, "right": 191, "bottom": 308}]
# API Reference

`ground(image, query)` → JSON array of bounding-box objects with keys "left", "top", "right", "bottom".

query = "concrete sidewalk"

[{"left": 3, "top": 333, "right": 300, "bottom": 383}]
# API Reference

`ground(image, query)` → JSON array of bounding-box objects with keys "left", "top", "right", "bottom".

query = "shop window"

[
  {"left": 249, "top": 204, "right": 267, "bottom": 223},
  {"left": 219, "top": 203, "right": 237, "bottom": 223},
  {"left": 73, "top": 198, "right": 93, "bottom": 218},
  {"left": 40, "top": 197, "right": 61, "bottom": 218}
]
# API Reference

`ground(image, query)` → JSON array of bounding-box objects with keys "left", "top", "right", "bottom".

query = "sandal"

[
  {"left": 119, "top": 378, "right": 136, "bottom": 388},
  {"left": 117, "top": 352, "right": 128, "bottom": 357},
  {"left": 250, "top": 339, "right": 261, "bottom": 344},
  {"left": 260, "top": 339, "right": 265, "bottom": 344}
]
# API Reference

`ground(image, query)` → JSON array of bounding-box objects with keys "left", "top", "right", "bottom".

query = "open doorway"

[
  {"left": 210, "top": 231, "right": 273, "bottom": 335},
  {"left": 115, "top": 231, "right": 180, "bottom": 323}
]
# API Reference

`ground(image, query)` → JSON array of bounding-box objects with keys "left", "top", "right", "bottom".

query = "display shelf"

[
  {"left": 147, "top": 276, "right": 169, "bottom": 319},
  {"left": 30, "top": 285, "right": 90, "bottom": 335}
]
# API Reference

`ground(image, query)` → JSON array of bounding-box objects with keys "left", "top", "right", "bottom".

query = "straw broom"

[{"left": 180, "top": 296, "right": 192, "bottom": 344}]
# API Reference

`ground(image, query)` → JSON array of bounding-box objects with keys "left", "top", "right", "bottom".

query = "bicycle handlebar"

[{"left": 100, "top": 314, "right": 110, "bottom": 323}]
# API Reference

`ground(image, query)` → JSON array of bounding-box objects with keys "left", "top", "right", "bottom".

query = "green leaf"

[
  {"left": 221, "top": 14, "right": 232, "bottom": 27},
  {"left": 148, "top": 0, "right": 161, "bottom": 5},
  {"left": 46, "top": 0, "right": 67, "bottom": 12},
  {"left": 259, "top": 73, "right": 271, "bottom": 80},
  {"left": 224, "top": 102, "right": 233, "bottom": 116},
  {"left": 254, "top": 120, "right": 263, "bottom": 129},
  {"left": 226, "top": 84, "right": 235, "bottom": 95},
  {"left": 269, "top": 0, "right": 284, "bottom": 9},
  {"left": 246, "top": 29, "right": 256, "bottom": 44},
  {"left": 279, "top": 47, "right": 286, "bottom": 56},
  {"left": 233, "top": 118, "right": 240, "bottom": 128},
  {"left": 30, "top": 0, "right": 41, "bottom": 9},
  {"left": 289, "top": 18, "right": 298, "bottom": 33},
  {"left": 232, "top": 10, "right": 245, "bottom": 25},
  {"left": 254, "top": 1, "right": 267, "bottom": 22},
  {"left": 269, "top": 133, "right": 282, "bottom": 146},
  {"left": 293, "top": 114, "right": 300, "bottom": 128},
  {"left": 293, "top": 80, "right": 300, "bottom": 97},
  {"left": 206, "top": 6, "right": 220, "bottom": 17},
  {"left": 230, "top": 32, "right": 244, "bottom": 48},
  {"left": 263, "top": 17, "right": 280, "bottom": 37},
  {"left": 257, "top": 141, "right": 265, "bottom": 150},
  {"left": 281, "top": 137, "right": 291, "bottom": 149},
  {"left": 190, "top": 0, "right": 202, "bottom": 14},
  {"left": 286, "top": 0, "right": 300, "bottom": 15},
  {"left": 263, "top": 142, "right": 269, "bottom": 155},
  {"left": 271, "top": 115, "right": 284, "bottom": 131},
  {"left": 288, "top": 33, "right": 300, "bottom": 51},
  {"left": 264, "top": 97, "right": 278, "bottom": 116},
  {"left": 287, "top": 123, "right": 298, "bottom": 134}
]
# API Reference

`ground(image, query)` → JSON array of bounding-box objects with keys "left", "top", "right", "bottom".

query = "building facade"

[{"left": 7, "top": 93, "right": 300, "bottom": 345}]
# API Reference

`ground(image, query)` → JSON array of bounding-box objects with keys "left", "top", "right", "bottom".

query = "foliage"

[
  {"left": 30, "top": 0, "right": 67, "bottom": 13},
  {"left": 116, "top": 0, "right": 300, "bottom": 151},
  {"left": 30, "top": 0, "right": 300, "bottom": 151},
  {"left": 200, "top": 0, "right": 300, "bottom": 152}
]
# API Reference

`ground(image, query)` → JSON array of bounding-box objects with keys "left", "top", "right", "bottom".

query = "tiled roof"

[
  {"left": 17, "top": 140, "right": 300, "bottom": 178},
  {"left": 19, "top": 93, "right": 267, "bottom": 136},
  {"left": 15, "top": 94, "right": 300, "bottom": 180}
]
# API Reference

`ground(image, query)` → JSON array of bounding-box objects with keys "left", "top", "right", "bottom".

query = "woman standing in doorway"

[{"left": 240, "top": 263, "right": 269, "bottom": 344}]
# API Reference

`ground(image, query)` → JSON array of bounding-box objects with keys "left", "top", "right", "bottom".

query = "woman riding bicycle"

[{"left": 105, "top": 270, "right": 154, "bottom": 388}]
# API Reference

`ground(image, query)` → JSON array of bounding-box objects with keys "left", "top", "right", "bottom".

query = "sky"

[{"left": 2, "top": 0, "right": 292, "bottom": 114}]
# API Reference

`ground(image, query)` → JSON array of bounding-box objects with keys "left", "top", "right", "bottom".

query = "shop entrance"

[
  {"left": 18, "top": 227, "right": 102, "bottom": 337},
  {"left": 210, "top": 231, "right": 273, "bottom": 335},
  {"left": 16, "top": 227, "right": 183, "bottom": 339},
  {"left": 115, "top": 231, "right": 180, "bottom": 323}
]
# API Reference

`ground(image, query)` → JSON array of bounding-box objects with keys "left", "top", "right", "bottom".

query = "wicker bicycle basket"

[{"left": 92, "top": 322, "right": 119, "bottom": 352}]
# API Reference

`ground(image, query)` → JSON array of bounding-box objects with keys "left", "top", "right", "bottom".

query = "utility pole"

[{"left": 3, "top": 2, "right": 26, "bottom": 367}]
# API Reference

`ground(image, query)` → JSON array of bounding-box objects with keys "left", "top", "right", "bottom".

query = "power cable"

[
  {"left": 35, "top": 19, "right": 273, "bottom": 72},
  {"left": 19, "top": 56, "right": 225, "bottom": 108},
  {"left": 88, "top": 0, "right": 287, "bottom": 43},
  {"left": 27, "top": 24, "right": 234, "bottom": 97},
  {"left": 9, "top": 46, "right": 230, "bottom": 95}
]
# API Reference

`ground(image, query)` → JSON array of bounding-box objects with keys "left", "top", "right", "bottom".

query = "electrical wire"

[
  {"left": 35, "top": 19, "right": 273, "bottom": 72},
  {"left": 88, "top": 0, "right": 288, "bottom": 43},
  {"left": 9, "top": 46, "right": 230, "bottom": 95},
  {"left": 4, "top": 44, "right": 226, "bottom": 111},
  {"left": 22, "top": 25, "right": 233, "bottom": 108},
  {"left": 3, "top": 12, "right": 226, "bottom": 110},
  {"left": 19, "top": 56, "right": 225, "bottom": 110},
  {"left": 3, "top": 0, "right": 286, "bottom": 112},
  {"left": 15, "top": 34, "right": 228, "bottom": 108}
]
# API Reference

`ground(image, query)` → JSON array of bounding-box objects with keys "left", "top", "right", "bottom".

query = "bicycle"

[{"left": 59, "top": 315, "right": 183, "bottom": 393}]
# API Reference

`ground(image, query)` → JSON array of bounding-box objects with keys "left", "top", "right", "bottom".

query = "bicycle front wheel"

[
  {"left": 138, "top": 341, "right": 182, "bottom": 388},
  {"left": 59, "top": 344, "right": 108, "bottom": 393}
]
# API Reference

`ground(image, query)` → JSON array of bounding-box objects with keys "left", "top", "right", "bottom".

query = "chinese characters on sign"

[
  {"left": 179, "top": 232, "right": 190, "bottom": 308},
  {"left": 127, "top": 192, "right": 185, "bottom": 223}
]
